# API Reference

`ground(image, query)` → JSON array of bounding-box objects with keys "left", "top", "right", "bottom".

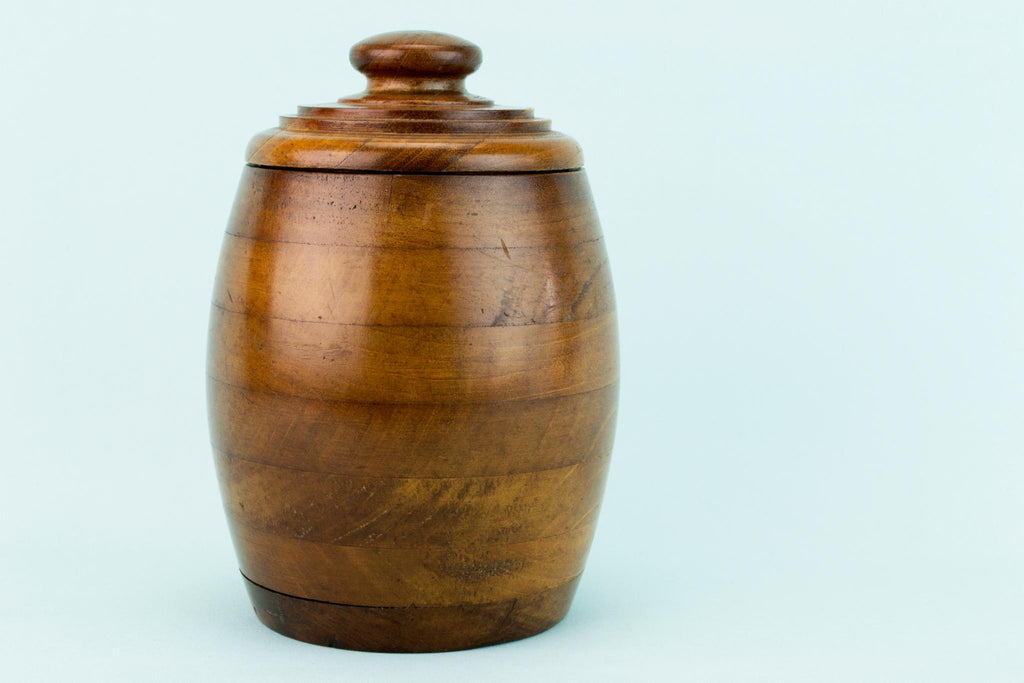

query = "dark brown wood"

[
  {"left": 208, "top": 31, "right": 617, "bottom": 652},
  {"left": 348, "top": 31, "right": 484, "bottom": 101},
  {"left": 246, "top": 31, "right": 582, "bottom": 172},
  {"left": 244, "top": 575, "right": 581, "bottom": 653}
]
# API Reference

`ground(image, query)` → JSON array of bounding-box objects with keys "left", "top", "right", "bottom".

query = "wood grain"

[
  {"left": 228, "top": 520, "right": 596, "bottom": 607},
  {"left": 208, "top": 305, "right": 617, "bottom": 404},
  {"left": 245, "top": 130, "right": 582, "bottom": 173},
  {"left": 244, "top": 575, "right": 580, "bottom": 653},
  {"left": 212, "top": 232, "right": 612, "bottom": 327},
  {"left": 208, "top": 30, "right": 617, "bottom": 651},
  {"left": 224, "top": 166, "right": 601, "bottom": 249},
  {"left": 209, "top": 379, "right": 617, "bottom": 478},
  {"left": 215, "top": 450, "right": 609, "bottom": 548},
  {"left": 243, "top": 30, "right": 582, "bottom": 172}
]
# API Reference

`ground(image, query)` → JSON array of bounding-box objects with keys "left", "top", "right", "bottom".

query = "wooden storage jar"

[{"left": 207, "top": 31, "right": 619, "bottom": 652}]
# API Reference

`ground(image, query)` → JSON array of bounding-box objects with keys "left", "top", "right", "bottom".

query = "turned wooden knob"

[{"left": 349, "top": 31, "right": 483, "bottom": 96}]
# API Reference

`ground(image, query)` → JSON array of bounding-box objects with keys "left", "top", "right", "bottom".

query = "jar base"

[{"left": 242, "top": 574, "right": 581, "bottom": 653}]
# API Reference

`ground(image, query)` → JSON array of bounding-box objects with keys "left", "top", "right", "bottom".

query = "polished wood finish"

[
  {"left": 208, "top": 31, "right": 617, "bottom": 652},
  {"left": 348, "top": 31, "right": 484, "bottom": 101},
  {"left": 222, "top": 167, "right": 602, "bottom": 249},
  {"left": 245, "top": 576, "right": 581, "bottom": 653},
  {"left": 209, "top": 381, "right": 617, "bottom": 479},
  {"left": 247, "top": 31, "right": 582, "bottom": 172}
]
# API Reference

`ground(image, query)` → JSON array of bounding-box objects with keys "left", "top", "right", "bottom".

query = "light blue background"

[{"left": 2, "top": 1, "right": 1022, "bottom": 680}]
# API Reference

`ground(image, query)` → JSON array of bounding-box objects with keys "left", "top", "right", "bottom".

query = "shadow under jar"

[{"left": 207, "top": 31, "right": 619, "bottom": 653}]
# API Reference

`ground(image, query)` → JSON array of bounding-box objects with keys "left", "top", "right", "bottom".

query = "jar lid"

[{"left": 245, "top": 31, "right": 583, "bottom": 173}]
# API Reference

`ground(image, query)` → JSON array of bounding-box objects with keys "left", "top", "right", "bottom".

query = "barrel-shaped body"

[{"left": 208, "top": 166, "right": 618, "bottom": 651}]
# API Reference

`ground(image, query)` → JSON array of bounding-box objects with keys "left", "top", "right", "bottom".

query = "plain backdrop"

[{"left": 2, "top": 1, "right": 1022, "bottom": 680}]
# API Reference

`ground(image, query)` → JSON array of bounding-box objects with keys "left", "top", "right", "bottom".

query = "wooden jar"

[{"left": 207, "top": 31, "right": 618, "bottom": 652}]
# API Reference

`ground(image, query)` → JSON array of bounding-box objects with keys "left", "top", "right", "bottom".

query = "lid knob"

[{"left": 349, "top": 31, "right": 483, "bottom": 98}]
